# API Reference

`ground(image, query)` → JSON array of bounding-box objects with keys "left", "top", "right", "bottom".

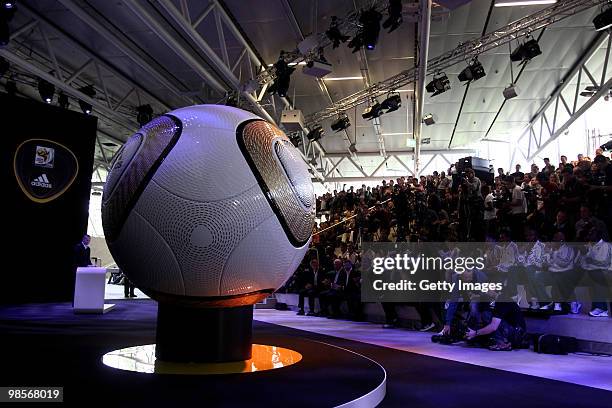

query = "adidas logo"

[{"left": 31, "top": 174, "right": 52, "bottom": 189}]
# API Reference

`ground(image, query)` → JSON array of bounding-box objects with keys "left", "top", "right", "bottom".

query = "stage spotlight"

[
  {"left": 381, "top": 93, "right": 402, "bottom": 113},
  {"left": 510, "top": 38, "right": 541, "bottom": 63},
  {"left": 306, "top": 125, "right": 324, "bottom": 142},
  {"left": 77, "top": 85, "right": 95, "bottom": 114},
  {"left": 326, "top": 16, "right": 349, "bottom": 48},
  {"left": 37, "top": 78, "right": 54, "bottom": 103},
  {"left": 58, "top": 92, "right": 69, "bottom": 109},
  {"left": 331, "top": 115, "right": 351, "bottom": 132},
  {"left": 362, "top": 101, "right": 383, "bottom": 120},
  {"left": 503, "top": 84, "right": 519, "bottom": 100},
  {"left": 594, "top": 6, "right": 612, "bottom": 31},
  {"left": 4, "top": 79, "right": 16, "bottom": 95},
  {"left": 422, "top": 113, "right": 435, "bottom": 126},
  {"left": 360, "top": 8, "right": 382, "bottom": 50},
  {"left": 600, "top": 140, "right": 612, "bottom": 151},
  {"left": 136, "top": 104, "right": 154, "bottom": 126},
  {"left": 0, "top": 2, "right": 16, "bottom": 46},
  {"left": 268, "top": 52, "right": 295, "bottom": 97},
  {"left": 458, "top": 58, "right": 486, "bottom": 83},
  {"left": 0, "top": 56, "right": 8, "bottom": 76},
  {"left": 426, "top": 73, "right": 450, "bottom": 97},
  {"left": 383, "top": 0, "right": 403, "bottom": 33}
]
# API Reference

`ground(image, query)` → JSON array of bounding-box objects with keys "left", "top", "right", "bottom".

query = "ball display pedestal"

[{"left": 155, "top": 303, "right": 253, "bottom": 363}]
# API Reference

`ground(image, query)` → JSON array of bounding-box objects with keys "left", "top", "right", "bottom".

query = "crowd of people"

[{"left": 284, "top": 150, "right": 612, "bottom": 351}]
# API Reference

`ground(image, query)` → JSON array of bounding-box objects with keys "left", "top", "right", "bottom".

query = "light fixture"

[
  {"left": 360, "top": 8, "right": 382, "bottom": 50},
  {"left": 426, "top": 73, "right": 450, "bottom": 96},
  {"left": 458, "top": 58, "right": 486, "bottom": 82},
  {"left": 58, "top": 92, "right": 69, "bottom": 109},
  {"left": 503, "top": 84, "right": 519, "bottom": 100},
  {"left": 380, "top": 93, "right": 402, "bottom": 113},
  {"left": 37, "top": 78, "right": 54, "bottom": 103},
  {"left": 593, "top": 6, "right": 612, "bottom": 31},
  {"left": 323, "top": 76, "right": 364, "bottom": 81},
  {"left": 362, "top": 101, "right": 383, "bottom": 120},
  {"left": 268, "top": 52, "right": 295, "bottom": 97},
  {"left": 494, "top": 0, "right": 557, "bottom": 7},
  {"left": 0, "top": 2, "right": 16, "bottom": 46},
  {"left": 306, "top": 125, "right": 324, "bottom": 142},
  {"left": 579, "top": 85, "right": 599, "bottom": 97},
  {"left": 77, "top": 85, "right": 95, "bottom": 114},
  {"left": 331, "top": 115, "right": 351, "bottom": 132},
  {"left": 422, "top": 113, "right": 435, "bottom": 126},
  {"left": 325, "top": 16, "right": 349, "bottom": 48},
  {"left": 383, "top": 0, "right": 403, "bottom": 33},
  {"left": 137, "top": 104, "right": 154, "bottom": 126},
  {"left": 510, "top": 38, "right": 541, "bottom": 63}
]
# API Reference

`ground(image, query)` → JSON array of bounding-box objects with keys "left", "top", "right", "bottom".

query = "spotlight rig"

[
  {"left": 268, "top": 52, "right": 295, "bottom": 97},
  {"left": 325, "top": 16, "right": 350, "bottom": 48},
  {"left": 380, "top": 92, "right": 402, "bottom": 113},
  {"left": 137, "top": 104, "right": 154, "bottom": 126},
  {"left": 426, "top": 73, "right": 451, "bottom": 97},
  {"left": 458, "top": 58, "right": 486, "bottom": 83},
  {"left": 77, "top": 85, "right": 95, "bottom": 114},
  {"left": 510, "top": 37, "right": 541, "bottom": 64},
  {"left": 331, "top": 114, "right": 351, "bottom": 132},
  {"left": 362, "top": 101, "right": 383, "bottom": 120},
  {"left": 593, "top": 5, "right": 612, "bottom": 31},
  {"left": 1, "top": 1, "right": 17, "bottom": 46},
  {"left": 306, "top": 125, "right": 324, "bottom": 142},
  {"left": 349, "top": 8, "right": 382, "bottom": 52},
  {"left": 383, "top": 0, "right": 403, "bottom": 33},
  {"left": 37, "top": 78, "right": 54, "bottom": 104}
]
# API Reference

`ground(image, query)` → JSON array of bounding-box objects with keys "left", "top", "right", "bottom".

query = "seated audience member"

[
  {"left": 538, "top": 231, "right": 579, "bottom": 313},
  {"left": 296, "top": 258, "right": 327, "bottom": 316},
  {"left": 575, "top": 204, "right": 609, "bottom": 242},
  {"left": 319, "top": 259, "right": 348, "bottom": 318},
  {"left": 581, "top": 228, "right": 611, "bottom": 317},
  {"left": 465, "top": 291, "right": 526, "bottom": 351}
]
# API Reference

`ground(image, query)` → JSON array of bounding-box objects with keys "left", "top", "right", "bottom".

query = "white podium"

[{"left": 74, "top": 267, "right": 115, "bottom": 314}]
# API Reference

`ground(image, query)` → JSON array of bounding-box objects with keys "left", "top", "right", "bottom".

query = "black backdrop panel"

[{"left": 1, "top": 94, "right": 98, "bottom": 304}]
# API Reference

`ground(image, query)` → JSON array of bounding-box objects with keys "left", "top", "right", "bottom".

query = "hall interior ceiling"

[{"left": 2, "top": 0, "right": 609, "bottom": 178}]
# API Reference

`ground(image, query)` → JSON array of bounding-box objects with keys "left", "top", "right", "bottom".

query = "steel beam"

[
  {"left": 57, "top": 0, "right": 195, "bottom": 106},
  {"left": 305, "top": 0, "right": 607, "bottom": 126},
  {"left": 414, "top": 0, "right": 432, "bottom": 172},
  {"left": 512, "top": 32, "right": 611, "bottom": 161}
]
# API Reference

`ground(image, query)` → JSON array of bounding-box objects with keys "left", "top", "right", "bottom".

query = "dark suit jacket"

[
  {"left": 298, "top": 267, "right": 327, "bottom": 290},
  {"left": 74, "top": 243, "right": 91, "bottom": 267}
]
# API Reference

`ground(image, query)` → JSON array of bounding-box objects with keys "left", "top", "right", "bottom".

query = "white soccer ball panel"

[
  {"left": 220, "top": 215, "right": 310, "bottom": 296},
  {"left": 133, "top": 179, "right": 275, "bottom": 297},
  {"left": 153, "top": 126, "right": 258, "bottom": 202},
  {"left": 111, "top": 209, "right": 185, "bottom": 296}
]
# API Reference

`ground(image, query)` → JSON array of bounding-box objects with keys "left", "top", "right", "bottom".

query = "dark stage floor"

[{"left": 1, "top": 300, "right": 610, "bottom": 408}]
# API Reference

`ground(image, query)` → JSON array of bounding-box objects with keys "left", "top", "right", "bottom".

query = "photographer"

[{"left": 465, "top": 292, "right": 526, "bottom": 351}]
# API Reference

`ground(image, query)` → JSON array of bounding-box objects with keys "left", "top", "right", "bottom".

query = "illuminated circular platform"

[{"left": 102, "top": 343, "right": 302, "bottom": 375}]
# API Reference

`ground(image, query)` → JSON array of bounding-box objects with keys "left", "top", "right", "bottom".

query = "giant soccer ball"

[{"left": 101, "top": 105, "right": 314, "bottom": 305}]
